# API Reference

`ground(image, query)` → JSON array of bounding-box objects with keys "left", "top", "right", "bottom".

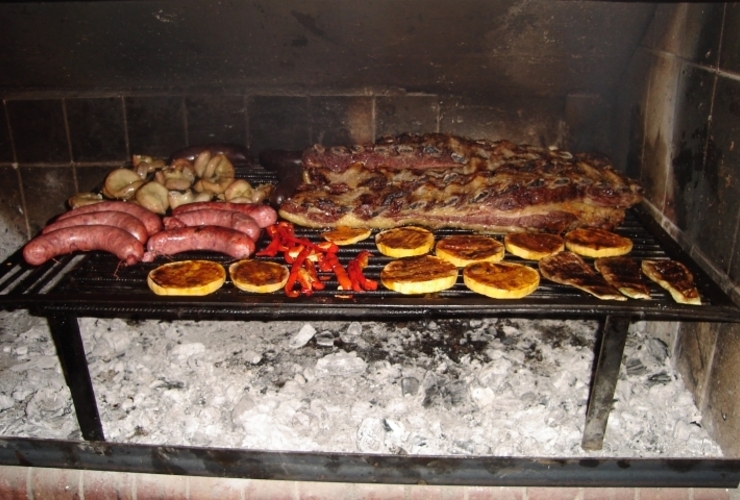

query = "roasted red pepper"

[
  {"left": 284, "top": 246, "right": 311, "bottom": 298},
  {"left": 324, "top": 252, "right": 353, "bottom": 291},
  {"left": 347, "top": 250, "right": 378, "bottom": 291},
  {"left": 260, "top": 221, "right": 375, "bottom": 297}
]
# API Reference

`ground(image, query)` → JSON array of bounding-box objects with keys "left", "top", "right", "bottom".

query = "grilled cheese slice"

[
  {"left": 642, "top": 259, "right": 701, "bottom": 305},
  {"left": 229, "top": 259, "right": 289, "bottom": 293},
  {"left": 375, "top": 226, "right": 434, "bottom": 258},
  {"left": 504, "top": 232, "right": 565, "bottom": 260},
  {"left": 380, "top": 255, "right": 458, "bottom": 294},
  {"left": 147, "top": 260, "right": 226, "bottom": 296},
  {"left": 463, "top": 261, "right": 540, "bottom": 299},
  {"left": 564, "top": 228, "right": 633, "bottom": 258},
  {"left": 595, "top": 256, "right": 651, "bottom": 300},
  {"left": 321, "top": 226, "right": 372, "bottom": 246},
  {"left": 435, "top": 235, "right": 504, "bottom": 267}
]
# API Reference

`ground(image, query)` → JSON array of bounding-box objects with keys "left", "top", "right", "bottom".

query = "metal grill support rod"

[
  {"left": 581, "top": 315, "right": 631, "bottom": 451},
  {"left": 47, "top": 313, "right": 104, "bottom": 441}
]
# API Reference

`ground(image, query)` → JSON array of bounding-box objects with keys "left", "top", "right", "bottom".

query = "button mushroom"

[
  {"left": 67, "top": 192, "right": 103, "bottom": 209},
  {"left": 224, "top": 179, "right": 273, "bottom": 203},
  {"left": 154, "top": 158, "right": 197, "bottom": 191},
  {"left": 132, "top": 155, "right": 166, "bottom": 180},
  {"left": 193, "top": 154, "right": 235, "bottom": 195},
  {"left": 102, "top": 168, "right": 146, "bottom": 200},
  {"left": 135, "top": 181, "right": 170, "bottom": 214}
]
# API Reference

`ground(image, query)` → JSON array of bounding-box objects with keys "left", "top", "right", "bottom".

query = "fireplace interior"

[{"left": 1, "top": 0, "right": 740, "bottom": 489}]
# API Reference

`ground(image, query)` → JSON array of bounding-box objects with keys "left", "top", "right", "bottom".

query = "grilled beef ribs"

[{"left": 279, "top": 134, "right": 643, "bottom": 233}]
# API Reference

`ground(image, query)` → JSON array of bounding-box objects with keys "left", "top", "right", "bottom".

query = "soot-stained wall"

[
  {"left": 0, "top": 0, "right": 656, "bottom": 242},
  {"left": 614, "top": 3, "right": 740, "bottom": 456}
]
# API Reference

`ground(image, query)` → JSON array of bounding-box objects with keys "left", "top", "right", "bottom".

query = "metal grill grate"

[{"left": 1, "top": 169, "right": 739, "bottom": 323}]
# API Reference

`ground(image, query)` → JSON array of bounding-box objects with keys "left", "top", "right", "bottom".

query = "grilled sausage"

[
  {"left": 171, "top": 202, "right": 277, "bottom": 228},
  {"left": 144, "top": 226, "right": 256, "bottom": 261},
  {"left": 163, "top": 209, "right": 261, "bottom": 241},
  {"left": 57, "top": 201, "right": 163, "bottom": 236},
  {"left": 42, "top": 211, "right": 149, "bottom": 244},
  {"left": 23, "top": 226, "right": 145, "bottom": 266}
]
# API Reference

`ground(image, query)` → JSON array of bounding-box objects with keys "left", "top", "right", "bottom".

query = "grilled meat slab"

[
  {"left": 594, "top": 256, "right": 651, "bottom": 299},
  {"left": 280, "top": 134, "right": 643, "bottom": 233},
  {"left": 539, "top": 251, "right": 627, "bottom": 301}
]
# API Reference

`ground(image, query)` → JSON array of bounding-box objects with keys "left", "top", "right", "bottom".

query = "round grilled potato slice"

[
  {"left": 321, "top": 226, "right": 372, "bottom": 246},
  {"left": 504, "top": 232, "right": 565, "bottom": 260},
  {"left": 435, "top": 235, "right": 504, "bottom": 267},
  {"left": 380, "top": 255, "right": 458, "bottom": 294},
  {"left": 564, "top": 228, "right": 633, "bottom": 258},
  {"left": 147, "top": 260, "right": 226, "bottom": 296},
  {"left": 229, "top": 259, "right": 289, "bottom": 293},
  {"left": 375, "top": 226, "right": 434, "bottom": 258},
  {"left": 463, "top": 261, "right": 540, "bottom": 299}
]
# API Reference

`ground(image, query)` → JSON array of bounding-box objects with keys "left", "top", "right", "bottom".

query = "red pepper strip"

[
  {"left": 325, "top": 253, "right": 353, "bottom": 291},
  {"left": 317, "top": 253, "right": 334, "bottom": 273},
  {"left": 276, "top": 225, "right": 332, "bottom": 254},
  {"left": 296, "top": 268, "right": 316, "bottom": 296},
  {"left": 256, "top": 229, "right": 283, "bottom": 257},
  {"left": 316, "top": 241, "right": 340, "bottom": 254},
  {"left": 284, "top": 247, "right": 311, "bottom": 298},
  {"left": 347, "top": 260, "right": 366, "bottom": 292},
  {"left": 349, "top": 250, "right": 378, "bottom": 291},
  {"left": 284, "top": 244, "right": 304, "bottom": 264},
  {"left": 304, "top": 259, "right": 324, "bottom": 290}
]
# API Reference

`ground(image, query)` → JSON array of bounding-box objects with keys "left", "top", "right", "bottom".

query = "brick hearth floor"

[{"left": 0, "top": 465, "right": 737, "bottom": 499}]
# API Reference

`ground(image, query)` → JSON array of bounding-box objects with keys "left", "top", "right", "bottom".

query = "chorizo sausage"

[
  {"left": 57, "top": 201, "right": 163, "bottom": 236},
  {"left": 23, "top": 226, "right": 145, "bottom": 266},
  {"left": 144, "top": 226, "right": 256, "bottom": 261},
  {"left": 42, "top": 211, "right": 149, "bottom": 244},
  {"left": 163, "top": 209, "right": 261, "bottom": 241},
  {"left": 172, "top": 202, "right": 277, "bottom": 228}
]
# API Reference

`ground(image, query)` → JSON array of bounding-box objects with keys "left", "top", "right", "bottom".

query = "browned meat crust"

[{"left": 280, "top": 134, "right": 643, "bottom": 233}]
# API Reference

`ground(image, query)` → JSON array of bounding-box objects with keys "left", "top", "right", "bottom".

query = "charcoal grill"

[{"left": 1, "top": 167, "right": 739, "bottom": 454}]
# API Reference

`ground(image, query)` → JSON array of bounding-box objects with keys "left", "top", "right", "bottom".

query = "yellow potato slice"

[
  {"left": 147, "top": 260, "right": 226, "bottom": 296},
  {"left": 504, "top": 232, "right": 565, "bottom": 260},
  {"left": 375, "top": 226, "right": 434, "bottom": 258},
  {"left": 564, "top": 228, "right": 633, "bottom": 258},
  {"left": 380, "top": 255, "right": 458, "bottom": 294},
  {"left": 229, "top": 259, "right": 290, "bottom": 294},
  {"left": 435, "top": 234, "right": 504, "bottom": 267},
  {"left": 322, "top": 226, "right": 372, "bottom": 246},
  {"left": 463, "top": 261, "right": 540, "bottom": 299}
]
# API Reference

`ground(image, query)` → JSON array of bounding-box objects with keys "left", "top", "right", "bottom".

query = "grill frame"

[
  {"left": 1, "top": 167, "right": 739, "bottom": 455},
  {"left": 1, "top": 179, "right": 738, "bottom": 324}
]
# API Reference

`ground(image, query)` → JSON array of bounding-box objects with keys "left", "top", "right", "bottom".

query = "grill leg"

[
  {"left": 47, "top": 313, "right": 105, "bottom": 441},
  {"left": 581, "top": 315, "right": 630, "bottom": 451}
]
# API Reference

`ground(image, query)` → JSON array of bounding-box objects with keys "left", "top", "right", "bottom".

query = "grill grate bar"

[{"left": 0, "top": 168, "right": 737, "bottom": 322}]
